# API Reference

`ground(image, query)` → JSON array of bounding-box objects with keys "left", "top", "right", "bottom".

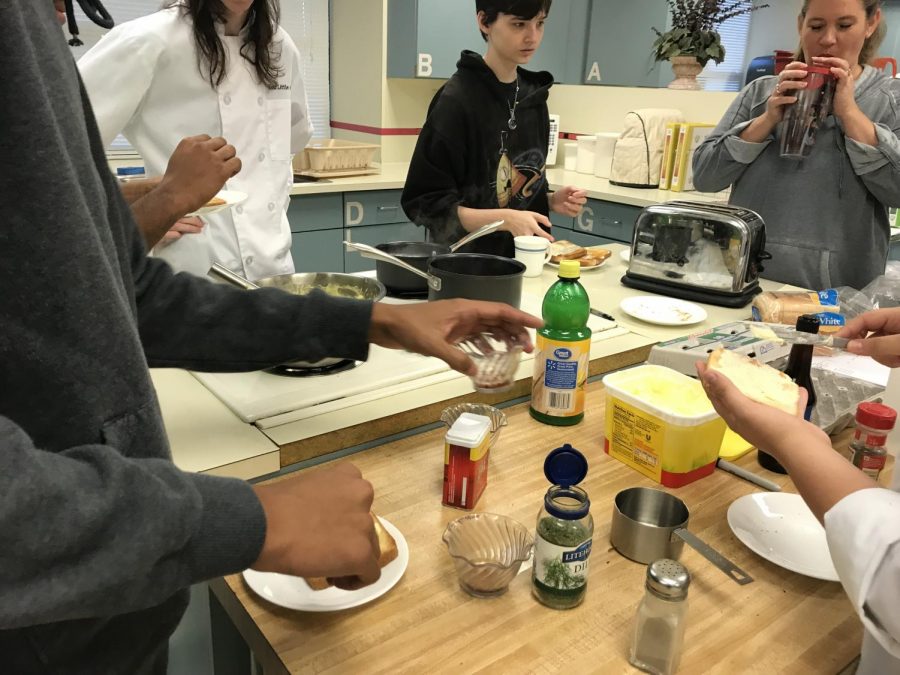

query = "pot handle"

[
  {"left": 448, "top": 220, "right": 504, "bottom": 252},
  {"left": 343, "top": 241, "right": 441, "bottom": 292},
  {"left": 208, "top": 263, "right": 260, "bottom": 290},
  {"left": 673, "top": 527, "right": 754, "bottom": 586}
]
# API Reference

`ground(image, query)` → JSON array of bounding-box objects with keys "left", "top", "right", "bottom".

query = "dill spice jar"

[{"left": 532, "top": 444, "right": 593, "bottom": 609}]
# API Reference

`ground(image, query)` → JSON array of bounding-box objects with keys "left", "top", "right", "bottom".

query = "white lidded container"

[
  {"left": 576, "top": 134, "right": 597, "bottom": 174},
  {"left": 593, "top": 132, "right": 619, "bottom": 179}
]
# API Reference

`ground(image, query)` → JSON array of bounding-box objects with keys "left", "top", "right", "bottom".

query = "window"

[
  {"left": 65, "top": 0, "right": 330, "bottom": 152},
  {"left": 698, "top": 2, "right": 753, "bottom": 92}
]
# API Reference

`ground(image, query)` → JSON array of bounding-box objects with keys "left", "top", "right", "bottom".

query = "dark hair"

[
  {"left": 475, "top": 0, "right": 552, "bottom": 41},
  {"left": 166, "top": 0, "right": 283, "bottom": 89},
  {"left": 797, "top": 0, "right": 885, "bottom": 65}
]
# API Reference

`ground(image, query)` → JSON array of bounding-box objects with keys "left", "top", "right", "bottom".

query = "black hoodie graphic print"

[{"left": 401, "top": 50, "right": 554, "bottom": 258}]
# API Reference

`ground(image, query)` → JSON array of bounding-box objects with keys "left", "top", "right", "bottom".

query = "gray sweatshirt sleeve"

[
  {"left": 844, "top": 108, "right": 900, "bottom": 207},
  {"left": 692, "top": 80, "right": 773, "bottom": 193},
  {"left": 0, "top": 417, "right": 266, "bottom": 628}
]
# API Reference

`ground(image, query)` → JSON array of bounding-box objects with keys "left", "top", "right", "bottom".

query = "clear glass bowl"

[
  {"left": 442, "top": 513, "right": 533, "bottom": 597},
  {"left": 456, "top": 332, "right": 524, "bottom": 394},
  {"left": 440, "top": 403, "right": 508, "bottom": 450}
]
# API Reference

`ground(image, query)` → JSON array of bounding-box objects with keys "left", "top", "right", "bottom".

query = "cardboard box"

[{"left": 443, "top": 413, "right": 491, "bottom": 509}]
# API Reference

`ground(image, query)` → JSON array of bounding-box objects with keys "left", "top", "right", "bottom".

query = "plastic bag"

[{"left": 858, "top": 263, "right": 900, "bottom": 310}]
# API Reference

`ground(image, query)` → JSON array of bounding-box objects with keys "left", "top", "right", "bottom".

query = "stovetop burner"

[{"left": 267, "top": 359, "right": 358, "bottom": 377}]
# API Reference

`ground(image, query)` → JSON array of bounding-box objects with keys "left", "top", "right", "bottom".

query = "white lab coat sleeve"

[
  {"left": 825, "top": 488, "right": 900, "bottom": 658},
  {"left": 284, "top": 35, "right": 313, "bottom": 152},
  {"left": 77, "top": 26, "right": 166, "bottom": 148}
]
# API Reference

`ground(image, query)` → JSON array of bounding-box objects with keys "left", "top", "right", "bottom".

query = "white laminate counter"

[{"left": 286, "top": 162, "right": 729, "bottom": 205}]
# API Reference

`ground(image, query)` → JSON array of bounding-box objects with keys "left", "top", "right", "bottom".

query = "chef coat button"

[
  {"left": 235, "top": 205, "right": 243, "bottom": 214},
  {"left": 223, "top": 94, "right": 232, "bottom": 105},
  {"left": 257, "top": 96, "right": 264, "bottom": 106},
  {"left": 258, "top": 152, "right": 266, "bottom": 162},
  {"left": 245, "top": 256, "right": 254, "bottom": 266},
  {"left": 267, "top": 202, "right": 275, "bottom": 211}
]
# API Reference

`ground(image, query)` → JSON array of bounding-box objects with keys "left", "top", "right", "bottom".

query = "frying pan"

[
  {"left": 208, "top": 263, "right": 386, "bottom": 369},
  {"left": 610, "top": 487, "right": 753, "bottom": 585},
  {"left": 374, "top": 221, "right": 505, "bottom": 294},
  {"left": 344, "top": 242, "right": 525, "bottom": 308}
]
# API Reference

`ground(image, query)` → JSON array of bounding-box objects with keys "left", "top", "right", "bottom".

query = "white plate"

[
  {"left": 619, "top": 296, "right": 707, "bottom": 326},
  {"left": 620, "top": 249, "right": 631, "bottom": 263},
  {"left": 185, "top": 190, "right": 248, "bottom": 217},
  {"left": 727, "top": 493, "right": 839, "bottom": 582},
  {"left": 545, "top": 259, "right": 607, "bottom": 271},
  {"left": 242, "top": 517, "right": 410, "bottom": 611}
]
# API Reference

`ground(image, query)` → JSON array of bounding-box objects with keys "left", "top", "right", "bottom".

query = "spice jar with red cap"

[{"left": 850, "top": 402, "right": 898, "bottom": 482}]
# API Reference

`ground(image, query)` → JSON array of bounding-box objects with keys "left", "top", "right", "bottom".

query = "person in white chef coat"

[
  {"left": 697, "top": 308, "right": 900, "bottom": 675},
  {"left": 78, "top": 0, "right": 312, "bottom": 280}
]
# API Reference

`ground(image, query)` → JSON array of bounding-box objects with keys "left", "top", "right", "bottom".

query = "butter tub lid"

[{"left": 445, "top": 413, "right": 491, "bottom": 448}]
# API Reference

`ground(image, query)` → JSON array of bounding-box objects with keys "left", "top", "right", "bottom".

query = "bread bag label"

[{"left": 531, "top": 336, "right": 590, "bottom": 417}]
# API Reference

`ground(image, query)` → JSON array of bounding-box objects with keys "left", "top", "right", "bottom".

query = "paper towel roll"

[
  {"left": 562, "top": 141, "right": 578, "bottom": 171},
  {"left": 593, "top": 132, "right": 619, "bottom": 179},
  {"left": 576, "top": 135, "right": 597, "bottom": 174}
]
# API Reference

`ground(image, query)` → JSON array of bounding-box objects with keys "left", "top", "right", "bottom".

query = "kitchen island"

[
  {"left": 155, "top": 243, "right": 789, "bottom": 479},
  {"left": 207, "top": 378, "right": 872, "bottom": 674}
]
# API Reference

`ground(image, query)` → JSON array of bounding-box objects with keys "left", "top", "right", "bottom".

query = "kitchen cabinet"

[
  {"left": 291, "top": 228, "right": 345, "bottom": 273},
  {"left": 386, "top": 0, "right": 590, "bottom": 84},
  {"left": 343, "top": 190, "right": 411, "bottom": 227},
  {"left": 582, "top": 0, "right": 669, "bottom": 87},
  {"left": 549, "top": 211, "right": 574, "bottom": 231},
  {"left": 575, "top": 199, "right": 640, "bottom": 244},
  {"left": 891, "top": 239, "right": 900, "bottom": 261}
]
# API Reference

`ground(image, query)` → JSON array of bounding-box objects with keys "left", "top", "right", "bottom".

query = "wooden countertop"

[{"left": 211, "top": 379, "right": 862, "bottom": 674}]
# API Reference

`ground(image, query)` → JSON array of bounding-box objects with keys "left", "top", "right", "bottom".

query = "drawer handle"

[
  {"left": 599, "top": 218, "right": 623, "bottom": 226},
  {"left": 377, "top": 205, "right": 400, "bottom": 212}
]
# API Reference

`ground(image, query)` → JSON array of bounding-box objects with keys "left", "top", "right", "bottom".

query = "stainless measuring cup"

[{"left": 610, "top": 487, "right": 753, "bottom": 585}]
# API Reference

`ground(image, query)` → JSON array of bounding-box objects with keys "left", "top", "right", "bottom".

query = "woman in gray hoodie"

[{"left": 693, "top": 0, "right": 899, "bottom": 291}]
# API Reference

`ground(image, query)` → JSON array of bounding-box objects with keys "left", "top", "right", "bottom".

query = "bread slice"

[
  {"left": 707, "top": 348, "right": 800, "bottom": 415},
  {"left": 549, "top": 240, "right": 586, "bottom": 263},
  {"left": 304, "top": 514, "right": 398, "bottom": 591},
  {"left": 578, "top": 247, "right": 611, "bottom": 267}
]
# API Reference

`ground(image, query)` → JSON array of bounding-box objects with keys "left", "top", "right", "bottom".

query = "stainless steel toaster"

[{"left": 621, "top": 201, "right": 771, "bottom": 308}]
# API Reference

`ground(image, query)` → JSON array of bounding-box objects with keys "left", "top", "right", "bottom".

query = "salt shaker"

[{"left": 629, "top": 559, "right": 690, "bottom": 675}]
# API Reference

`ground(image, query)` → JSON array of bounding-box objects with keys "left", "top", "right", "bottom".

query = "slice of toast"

[
  {"left": 707, "top": 348, "right": 800, "bottom": 415},
  {"left": 578, "top": 247, "right": 611, "bottom": 267},
  {"left": 549, "top": 240, "right": 586, "bottom": 263},
  {"left": 304, "top": 514, "right": 398, "bottom": 591}
]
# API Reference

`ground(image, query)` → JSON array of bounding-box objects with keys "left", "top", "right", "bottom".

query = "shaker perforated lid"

[
  {"left": 646, "top": 559, "right": 691, "bottom": 599},
  {"left": 544, "top": 444, "right": 588, "bottom": 487}
]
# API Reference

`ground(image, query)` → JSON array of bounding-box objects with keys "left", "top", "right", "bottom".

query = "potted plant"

[{"left": 652, "top": 0, "right": 769, "bottom": 90}]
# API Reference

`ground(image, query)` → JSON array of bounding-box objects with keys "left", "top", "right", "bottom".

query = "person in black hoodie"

[{"left": 401, "top": 0, "right": 585, "bottom": 258}]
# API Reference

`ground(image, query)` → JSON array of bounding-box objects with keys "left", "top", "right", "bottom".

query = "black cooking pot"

[
  {"left": 344, "top": 242, "right": 525, "bottom": 308},
  {"left": 374, "top": 221, "right": 504, "bottom": 294}
]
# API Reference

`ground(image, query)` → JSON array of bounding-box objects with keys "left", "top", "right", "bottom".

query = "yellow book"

[
  {"left": 671, "top": 123, "right": 715, "bottom": 192},
  {"left": 658, "top": 122, "right": 682, "bottom": 190}
]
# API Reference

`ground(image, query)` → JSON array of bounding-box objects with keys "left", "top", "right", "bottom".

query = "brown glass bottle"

[{"left": 758, "top": 315, "right": 819, "bottom": 474}]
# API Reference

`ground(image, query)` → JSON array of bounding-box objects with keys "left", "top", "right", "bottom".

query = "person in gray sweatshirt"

[
  {"left": 693, "top": 0, "right": 900, "bottom": 291},
  {"left": 0, "top": 2, "right": 542, "bottom": 672}
]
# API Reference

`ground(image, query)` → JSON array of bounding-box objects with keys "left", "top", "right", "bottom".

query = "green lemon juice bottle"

[{"left": 529, "top": 260, "right": 591, "bottom": 426}]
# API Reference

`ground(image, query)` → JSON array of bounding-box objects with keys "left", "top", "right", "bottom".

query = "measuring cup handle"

[{"left": 674, "top": 528, "right": 754, "bottom": 586}]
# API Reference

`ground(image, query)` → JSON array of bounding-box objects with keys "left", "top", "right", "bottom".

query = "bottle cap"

[
  {"left": 856, "top": 402, "right": 897, "bottom": 431},
  {"left": 795, "top": 314, "right": 821, "bottom": 334},
  {"left": 544, "top": 443, "right": 588, "bottom": 487},
  {"left": 116, "top": 166, "right": 145, "bottom": 176},
  {"left": 558, "top": 260, "right": 581, "bottom": 279},
  {"left": 646, "top": 559, "right": 691, "bottom": 600}
]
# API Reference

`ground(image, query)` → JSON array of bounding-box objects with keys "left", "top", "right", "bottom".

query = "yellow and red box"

[
  {"left": 443, "top": 413, "right": 491, "bottom": 509},
  {"left": 602, "top": 365, "right": 726, "bottom": 488}
]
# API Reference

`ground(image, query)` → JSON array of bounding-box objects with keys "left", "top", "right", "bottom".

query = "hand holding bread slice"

[
  {"left": 548, "top": 239, "right": 611, "bottom": 268},
  {"left": 304, "top": 514, "right": 399, "bottom": 591},
  {"left": 705, "top": 348, "right": 800, "bottom": 415}
]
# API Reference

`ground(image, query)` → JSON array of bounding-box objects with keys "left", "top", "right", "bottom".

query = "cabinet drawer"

[
  {"left": 287, "top": 193, "right": 344, "bottom": 233},
  {"left": 344, "top": 222, "right": 424, "bottom": 273},
  {"left": 890, "top": 239, "right": 900, "bottom": 261},
  {"left": 344, "top": 190, "right": 411, "bottom": 227},
  {"left": 565, "top": 229, "right": 619, "bottom": 249},
  {"left": 550, "top": 211, "right": 574, "bottom": 231},
  {"left": 291, "top": 228, "right": 345, "bottom": 273},
  {"left": 575, "top": 200, "right": 640, "bottom": 243}
]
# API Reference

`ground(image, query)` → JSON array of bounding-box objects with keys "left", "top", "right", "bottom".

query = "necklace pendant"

[{"left": 508, "top": 117, "right": 517, "bottom": 130}]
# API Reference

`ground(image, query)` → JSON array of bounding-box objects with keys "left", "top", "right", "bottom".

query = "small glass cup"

[
  {"left": 456, "top": 332, "right": 524, "bottom": 393},
  {"left": 779, "top": 65, "right": 836, "bottom": 160}
]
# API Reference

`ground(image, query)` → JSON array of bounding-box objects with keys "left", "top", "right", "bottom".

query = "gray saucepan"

[
  {"left": 208, "top": 263, "right": 386, "bottom": 369},
  {"left": 373, "top": 221, "right": 505, "bottom": 295},
  {"left": 344, "top": 241, "right": 525, "bottom": 308},
  {"left": 610, "top": 486, "right": 754, "bottom": 585}
]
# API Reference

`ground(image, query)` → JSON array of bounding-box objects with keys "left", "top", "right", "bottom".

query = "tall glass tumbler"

[{"left": 779, "top": 66, "right": 836, "bottom": 160}]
